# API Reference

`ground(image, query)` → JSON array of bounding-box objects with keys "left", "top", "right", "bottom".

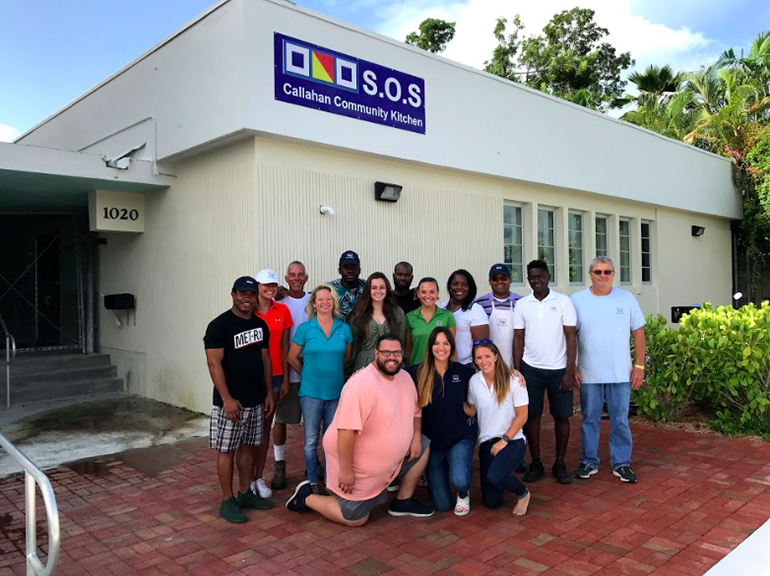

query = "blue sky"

[{"left": 1, "top": 0, "right": 768, "bottom": 141}]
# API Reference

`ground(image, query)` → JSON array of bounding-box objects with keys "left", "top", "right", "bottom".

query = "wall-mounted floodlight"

[
  {"left": 319, "top": 205, "right": 336, "bottom": 216},
  {"left": 691, "top": 225, "right": 705, "bottom": 237},
  {"left": 375, "top": 182, "right": 403, "bottom": 203}
]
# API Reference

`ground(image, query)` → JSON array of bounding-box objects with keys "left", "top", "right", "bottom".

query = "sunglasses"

[
  {"left": 473, "top": 339, "right": 493, "bottom": 346},
  {"left": 591, "top": 270, "right": 614, "bottom": 276}
]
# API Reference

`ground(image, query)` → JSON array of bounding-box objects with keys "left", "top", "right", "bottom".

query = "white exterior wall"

[
  {"left": 17, "top": 0, "right": 739, "bottom": 220},
  {"left": 97, "top": 136, "right": 732, "bottom": 413},
  {"left": 97, "top": 140, "right": 256, "bottom": 411}
]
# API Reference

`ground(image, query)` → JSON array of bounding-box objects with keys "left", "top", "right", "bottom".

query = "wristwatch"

[{"left": 502, "top": 435, "right": 512, "bottom": 443}]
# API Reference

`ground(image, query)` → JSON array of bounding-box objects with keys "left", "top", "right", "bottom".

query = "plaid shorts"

[{"left": 209, "top": 405, "right": 264, "bottom": 452}]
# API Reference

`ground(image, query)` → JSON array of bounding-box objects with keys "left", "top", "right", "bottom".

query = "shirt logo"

[
  {"left": 549, "top": 305, "right": 558, "bottom": 312},
  {"left": 435, "top": 321, "right": 444, "bottom": 326},
  {"left": 451, "top": 375, "right": 461, "bottom": 383},
  {"left": 616, "top": 308, "right": 625, "bottom": 315},
  {"left": 234, "top": 328, "right": 264, "bottom": 349}
]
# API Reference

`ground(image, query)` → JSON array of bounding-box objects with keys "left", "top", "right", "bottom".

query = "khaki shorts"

[{"left": 275, "top": 381, "right": 301, "bottom": 425}]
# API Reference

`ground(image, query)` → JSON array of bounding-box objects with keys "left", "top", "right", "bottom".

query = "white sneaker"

[
  {"left": 251, "top": 478, "right": 273, "bottom": 498},
  {"left": 454, "top": 494, "right": 470, "bottom": 516}
]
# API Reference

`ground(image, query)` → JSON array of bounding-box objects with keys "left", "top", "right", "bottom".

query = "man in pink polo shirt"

[{"left": 286, "top": 333, "right": 434, "bottom": 526}]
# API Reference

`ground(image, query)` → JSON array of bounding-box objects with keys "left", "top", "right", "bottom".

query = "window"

[
  {"left": 619, "top": 218, "right": 631, "bottom": 284},
  {"left": 537, "top": 208, "right": 556, "bottom": 282},
  {"left": 641, "top": 221, "right": 652, "bottom": 283},
  {"left": 595, "top": 215, "right": 608, "bottom": 258},
  {"left": 568, "top": 212, "right": 584, "bottom": 283},
  {"left": 503, "top": 204, "right": 524, "bottom": 284}
]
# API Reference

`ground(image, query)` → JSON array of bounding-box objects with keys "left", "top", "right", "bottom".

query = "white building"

[{"left": 2, "top": 0, "right": 739, "bottom": 412}]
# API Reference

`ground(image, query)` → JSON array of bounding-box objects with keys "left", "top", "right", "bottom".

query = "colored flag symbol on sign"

[{"left": 312, "top": 51, "right": 335, "bottom": 83}]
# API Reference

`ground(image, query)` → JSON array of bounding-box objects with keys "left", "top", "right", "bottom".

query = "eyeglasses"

[
  {"left": 591, "top": 270, "right": 614, "bottom": 276},
  {"left": 377, "top": 350, "right": 403, "bottom": 358},
  {"left": 473, "top": 339, "right": 493, "bottom": 346}
]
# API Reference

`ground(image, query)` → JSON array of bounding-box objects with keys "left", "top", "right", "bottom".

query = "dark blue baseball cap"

[
  {"left": 232, "top": 276, "right": 258, "bottom": 293},
  {"left": 339, "top": 250, "right": 360, "bottom": 266},
  {"left": 489, "top": 264, "right": 511, "bottom": 279}
]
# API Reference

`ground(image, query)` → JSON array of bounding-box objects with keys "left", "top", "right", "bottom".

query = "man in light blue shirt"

[{"left": 571, "top": 257, "right": 646, "bottom": 483}]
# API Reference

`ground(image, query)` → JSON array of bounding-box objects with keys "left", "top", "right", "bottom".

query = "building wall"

[
  {"left": 97, "top": 139, "right": 256, "bottom": 411},
  {"left": 17, "top": 0, "right": 739, "bottom": 220},
  {"left": 93, "top": 136, "right": 733, "bottom": 414}
]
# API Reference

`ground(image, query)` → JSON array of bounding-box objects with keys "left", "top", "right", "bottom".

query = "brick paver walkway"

[{"left": 1, "top": 419, "right": 769, "bottom": 576}]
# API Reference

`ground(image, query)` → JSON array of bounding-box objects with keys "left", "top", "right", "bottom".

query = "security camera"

[{"left": 319, "top": 205, "right": 336, "bottom": 216}]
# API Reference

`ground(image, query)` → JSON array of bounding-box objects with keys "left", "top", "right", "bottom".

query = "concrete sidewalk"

[{"left": 1, "top": 417, "right": 769, "bottom": 575}]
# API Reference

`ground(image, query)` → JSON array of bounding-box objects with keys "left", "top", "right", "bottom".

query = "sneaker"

[
  {"left": 388, "top": 497, "right": 435, "bottom": 518},
  {"left": 286, "top": 480, "right": 314, "bottom": 513},
  {"left": 454, "top": 494, "right": 470, "bottom": 516},
  {"left": 515, "top": 462, "right": 530, "bottom": 474},
  {"left": 236, "top": 490, "right": 273, "bottom": 510},
  {"left": 271, "top": 460, "right": 287, "bottom": 490},
  {"left": 613, "top": 466, "right": 638, "bottom": 483},
  {"left": 574, "top": 463, "right": 598, "bottom": 480},
  {"left": 552, "top": 461, "right": 572, "bottom": 485},
  {"left": 523, "top": 460, "right": 545, "bottom": 483},
  {"left": 251, "top": 478, "right": 272, "bottom": 498},
  {"left": 386, "top": 478, "right": 400, "bottom": 493},
  {"left": 219, "top": 497, "right": 247, "bottom": 523}
]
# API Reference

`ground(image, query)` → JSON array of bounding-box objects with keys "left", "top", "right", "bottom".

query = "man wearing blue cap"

[
  {"left": 204, "top": 276, "right": 275, "bottom": 523},
  {"left": 475, "top": 264, "right": 523, "bottom": 369},
  {"left": 328, "top": 250, "right": 366, "bottom": 323}
]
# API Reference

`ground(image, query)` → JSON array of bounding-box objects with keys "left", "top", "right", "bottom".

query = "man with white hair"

[{"left": 571, "top": 257, "right": 646, "bottom": 484}]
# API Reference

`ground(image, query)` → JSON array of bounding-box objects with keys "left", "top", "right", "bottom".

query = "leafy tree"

[
  {"left": 405, "top": 18, "right": 456, "bottom": 53},
  {"left": 483, "top": 16, "right": 525, "bottom": 82},
  {"left": 613, "top": 64, "right": 684, "bottom": 109},
  {"left": 516, "top": 8, "right": 633, "bottom": 110}
]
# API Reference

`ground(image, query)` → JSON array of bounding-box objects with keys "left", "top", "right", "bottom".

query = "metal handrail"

[
  {"left": 0, "top": 433, "right": 60, "bottom": 576},
  {"left": 1, "top": 310, "right": 17, "bottom": 408}
]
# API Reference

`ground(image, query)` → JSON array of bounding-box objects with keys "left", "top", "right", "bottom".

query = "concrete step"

[
  {"left": 8, "top": 365, "right": 118, "bottom": 389},
  {"left": 5, "top": 353, "right": 110, "bottom": 377},
  {"left": 9, "top": 377, "right": 124, "bottom": 404}
]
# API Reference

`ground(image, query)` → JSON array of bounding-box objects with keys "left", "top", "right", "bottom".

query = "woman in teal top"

[
  {"left": 405, "top": 277, "right": 456, "bottom": 365},
  {"left": 288, "top": 285, "right": 352, "bottom": 488}
]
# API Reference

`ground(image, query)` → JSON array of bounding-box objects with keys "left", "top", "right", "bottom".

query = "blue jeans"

[
  {"left": 425, "top": 438, "right": 474, "bottom": 512},
  {"left": 478, "top": 438, "right": 528, "bottom": 509},
  {"left": 579, "top": 382, "right": 632, "bottom": 470},
  {"left": 299, "top": 396, "right": 339, "bottom": 483}
]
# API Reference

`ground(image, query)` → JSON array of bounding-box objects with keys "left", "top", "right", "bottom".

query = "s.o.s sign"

[{"left": 274, "top": 33, "right": 426, "bottom": 134}]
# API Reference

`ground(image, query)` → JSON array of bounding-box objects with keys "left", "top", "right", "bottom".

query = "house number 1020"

[{"left": 102, "top": 207, "right": 139, "bottom": 221}]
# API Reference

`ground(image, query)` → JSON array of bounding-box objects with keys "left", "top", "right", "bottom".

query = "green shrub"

[{"left": 633, "top": 302, "right": 770, "bottom": 433}]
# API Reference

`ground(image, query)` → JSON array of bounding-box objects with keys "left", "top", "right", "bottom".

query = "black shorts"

[{"left": 521, "top": 361, "right": 573, "bottom": 418}]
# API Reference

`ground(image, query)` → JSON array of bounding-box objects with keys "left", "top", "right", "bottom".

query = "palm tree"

[{"left": 612, "top": 64, "right": 685, "bottom": 109}]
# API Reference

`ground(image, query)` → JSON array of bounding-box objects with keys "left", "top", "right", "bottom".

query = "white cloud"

[
  {"left": 377, "top": 0, "right": 722, "bottom": 86},
  {"left": 0, "top": 124, "right": 20, "bottom": 143}
]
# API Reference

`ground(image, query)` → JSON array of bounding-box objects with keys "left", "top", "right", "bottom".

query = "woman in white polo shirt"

[
  {"left": 465, "top": 340, "right": 531, "bottom": 516},
  {"left": 440, "top": 269, "right": 489, "bottom": 365}
]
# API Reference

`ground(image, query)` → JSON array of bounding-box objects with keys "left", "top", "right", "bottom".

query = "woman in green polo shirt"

[{"left": 405, "top": 277, "right": 456, "bottom": 365}]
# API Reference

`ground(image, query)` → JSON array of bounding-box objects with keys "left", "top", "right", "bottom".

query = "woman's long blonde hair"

[
  {"left": 472, "top": 341, "right": 511, "bottom": 405},
  {"left": 416, "top": 327, "right": 456, "bottom": 408},
  {"left": 306, "top": 285, "right": 340, "bottom": 319}
]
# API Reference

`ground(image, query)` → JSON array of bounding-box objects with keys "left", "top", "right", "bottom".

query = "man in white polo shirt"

[{"left": 512, "top": 260, "right": 577, "bottom": 485}]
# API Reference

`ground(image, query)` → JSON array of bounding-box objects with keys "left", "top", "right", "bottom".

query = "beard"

[{"left": 376, "top": 357, "right": 403, "bottom": 376}]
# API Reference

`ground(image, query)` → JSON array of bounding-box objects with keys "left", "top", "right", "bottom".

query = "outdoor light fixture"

[
  {"left": 691, "top": 225, "right": 705, "bottom": 237},
  {"left": 319, "top": 205, "right": 336, "bottom": 216},
  {"left": 374, "top": 181, "right": 403, "bottom": 203}
]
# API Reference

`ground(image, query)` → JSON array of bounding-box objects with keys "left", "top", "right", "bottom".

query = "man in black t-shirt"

[
  {"left": 393, "top": 261, "right": 419, "bottom": 313},
  {"left": 204, "top": 276, "right": 275, "bottom": 523}
]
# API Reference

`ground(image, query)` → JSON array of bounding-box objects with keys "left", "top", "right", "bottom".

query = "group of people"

[{"left": 204, "top": 251, "right": 646, "bottom": 525}]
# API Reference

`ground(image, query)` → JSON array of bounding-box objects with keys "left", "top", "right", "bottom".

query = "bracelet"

[{"left": 634, "top": 364, "right": 645, "bottom": 370}]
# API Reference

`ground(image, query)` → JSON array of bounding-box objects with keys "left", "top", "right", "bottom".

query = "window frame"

[
  {"left": 595, "top": 214, "right": 609, "bottom": 258},
  {"left": 568, "top": 211, "right": 584, "bottom": 284},
  {"left": 503, "top": 202, "right": 525, "bottom": 285},
  {"left": 641, "top": 220, "right": 652, "bottom": 284},
  {"left": 619, "top": 217, "right": 632, "bottom": 285},
  {"left": 537, "top": 207, "right": 557, "bottom": 283}
]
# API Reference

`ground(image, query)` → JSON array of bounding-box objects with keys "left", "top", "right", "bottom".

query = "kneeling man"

[{"left": 286, "top": 333, "right": 434, "bottom": 525}]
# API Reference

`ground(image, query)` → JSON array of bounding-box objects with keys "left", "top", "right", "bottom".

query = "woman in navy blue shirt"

[{"left": 406, "top": 327, "right": 477, "bottom": 515}]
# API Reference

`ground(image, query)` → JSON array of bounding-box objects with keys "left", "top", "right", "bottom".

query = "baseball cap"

[
  {"left": 232, "top": 276, "right": 258, "bottom": 293},
  {"left": 256, "top": 269, "right": 280, "bottom": 284},
  {"left": 339, "top": 250, "right": 360, "bottom": 266},
  {"left": 489, "top": 264, "right": 511, "bottom": 279}
]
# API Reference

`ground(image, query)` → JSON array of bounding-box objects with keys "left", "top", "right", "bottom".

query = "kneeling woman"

[
  {"left": 465, "top": 340, "right": 531, "bottom": 516},
  {"left": 406, "top": 327, "right": 476, "bottom": 515}
]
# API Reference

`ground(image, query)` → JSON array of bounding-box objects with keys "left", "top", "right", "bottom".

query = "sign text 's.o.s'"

[{"left": 274, "top": 33, "right": 426, "bottom": 134}]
